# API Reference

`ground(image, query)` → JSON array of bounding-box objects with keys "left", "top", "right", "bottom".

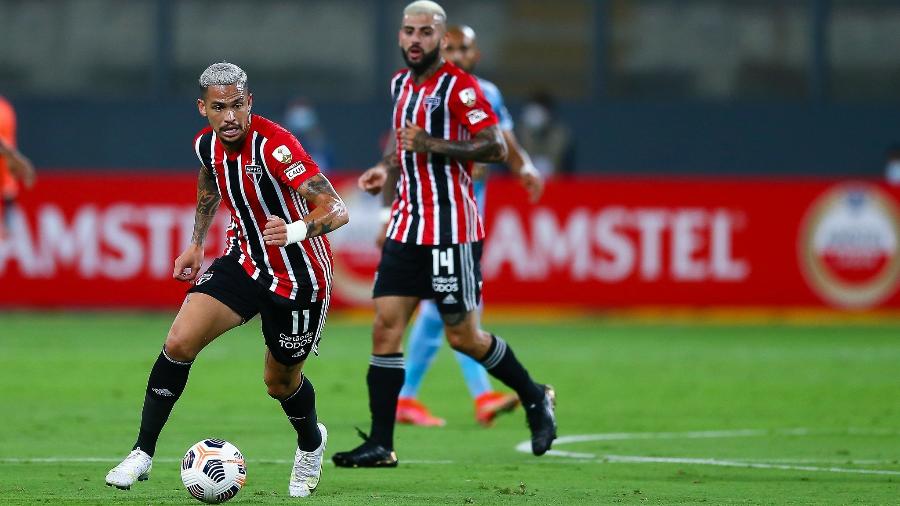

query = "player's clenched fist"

[
  {"left": 399, "top": 120, "right": 428, "bottom": 152},
  {"left": 263, "top": 215, "right": 288, "bottom": 246},
  {"left": 173, "top": 244, "right": 203, "bottom": 282}
]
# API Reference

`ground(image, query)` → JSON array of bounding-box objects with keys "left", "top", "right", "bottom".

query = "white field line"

[
  {"left": 0, "top": 457, "right": 453, "bottom": 465},
  {"left": 601, "top": 455, "right": 900, "bottom": 476},
  {"left": 513, "top": 428, "right": 900, "bottom": 477}
]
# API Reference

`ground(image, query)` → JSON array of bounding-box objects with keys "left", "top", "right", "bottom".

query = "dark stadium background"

[{"left": 3, "top": 0, "right": 899, "bottom": 176}]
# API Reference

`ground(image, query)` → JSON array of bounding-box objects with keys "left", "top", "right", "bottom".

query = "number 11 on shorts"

[
  {"left": 432, "top": 248, "right": 454, "bottom": 275},
  {"left": 291, "top": 310, "right": 310, "bottom": 334}
]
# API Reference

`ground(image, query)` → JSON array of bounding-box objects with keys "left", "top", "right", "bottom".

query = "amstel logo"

[{"left": 799, "top": 183, "right": 900, "bottom": 308}]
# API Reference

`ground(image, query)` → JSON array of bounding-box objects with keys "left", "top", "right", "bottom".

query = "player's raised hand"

[
  {"left": 400, "top": 120, "right": 428, "bottom": 152},
  {"left": 519, "top": 165, "right": 544, "bottom": 203},
  {"left": 358, "top": 164, "right": 388, "bottom": 194},
  {"left": 263, "top": 215, "right": 288, "bottom": 246},
  {"left": 173, "top": 244, "right": 204, "bottom": 282}
]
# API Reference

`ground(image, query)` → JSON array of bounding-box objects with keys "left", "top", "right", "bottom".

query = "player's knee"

[
  {"left": 446, "top": 331, "right": 476, "bottom": 355},
  {"left": 264, "top": 375, "right": 295, "bottom": 400},
  {"left": 372, "top": 314, "right": 403, "bottom": 351},
  {"left": 163, "top": 331, "right": 199, "bottom": 362}
]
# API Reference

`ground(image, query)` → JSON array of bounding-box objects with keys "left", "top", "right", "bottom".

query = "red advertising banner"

[{"left": 1, "top": 173, "right": 899, "bottom": 310}]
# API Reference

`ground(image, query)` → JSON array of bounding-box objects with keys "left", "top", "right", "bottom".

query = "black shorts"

[
  {"left": 373, "top": 239, "right": 483, "bottom": 315},
  {"left": 188, "top": 256, "right": 328, "bottom": 365}
]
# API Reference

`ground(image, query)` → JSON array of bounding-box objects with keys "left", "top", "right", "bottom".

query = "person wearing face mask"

[
  {"left": 284, "top": 99, "right": 335, "bottom": 172},
  {"left": 517, "top": 91, "right": 575, "bottom": 178}
]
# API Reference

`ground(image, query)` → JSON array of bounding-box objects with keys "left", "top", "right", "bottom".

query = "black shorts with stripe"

[
  {"left": 373, "top": 239, "right": 483, "bottom": 315},
  {"left": 188, "top": 256, "right": 328, "bottom": 365}
]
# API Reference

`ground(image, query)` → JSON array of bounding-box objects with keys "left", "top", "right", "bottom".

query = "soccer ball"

[{"left": 180, "top": 439, "right": 247, "bottom": 504}]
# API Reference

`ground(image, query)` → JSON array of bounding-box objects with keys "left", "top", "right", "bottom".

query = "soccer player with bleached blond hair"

[
  {"left": 105, "top": 61, "right": 348, "bottom": 498},
  {"left": 332, "top": 1, "right": 556, "bottom": 468}
]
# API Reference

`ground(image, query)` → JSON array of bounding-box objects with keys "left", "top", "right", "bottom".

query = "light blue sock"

[
  {"left": 400, "top": 301, "right": 444, "bottom": 398},
  {"left": 453, "top": 350, "right": 492, "bottom": 399}
]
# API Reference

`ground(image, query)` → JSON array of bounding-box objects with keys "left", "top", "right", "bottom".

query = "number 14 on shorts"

[{"left": 432, "top": 248, "right": 454, "bottom": 276}]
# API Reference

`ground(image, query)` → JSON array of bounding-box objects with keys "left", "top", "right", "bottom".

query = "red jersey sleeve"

[
  {"left": 263, "top": 133, "right": 321, "bottom": 190},
  {"left": 448, "top": 73, "right": 498, "bottom": 136}
]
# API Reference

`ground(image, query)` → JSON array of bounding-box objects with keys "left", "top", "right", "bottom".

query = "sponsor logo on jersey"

[
  {"left": 441, "top": 293, "right": 458, "bottom": 304},
  {"left": 799, "top": 183, "right": 900, "bottom": 308},
  {"left": 424, "top": 95, "right": 442, "bottom": 113},
  {"left": 195, "top": 272, "right": 213, "bottom": 285},
  {"left": 285, "top": 161, "right": 306, "bottom": 181},
  {"left": 459, "top": 87, "right": 477, "bottom": 107},
  {"left": 244, "top": 164, "right": 262, "bottom": 184},
  {"left": 272, "top": 145, "right": 293, "bottom": 164},
  {"left": 466, "top": 109, "right": 488, "bottom": 125}
]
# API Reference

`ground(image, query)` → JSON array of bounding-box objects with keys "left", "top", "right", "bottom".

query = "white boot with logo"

[
  {"left": 289, "top": 423, "right": 327, "bottom": 497},
  {"left": 105, "top": 448, "right": 152, "bottom": 489}
]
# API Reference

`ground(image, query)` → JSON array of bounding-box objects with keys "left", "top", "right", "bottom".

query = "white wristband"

[
  {"left": 378, "top": 207, "right": 392, "bottom": 223},
  {"left": 285, "top": 220, "right": 308, "bottom": 245}
]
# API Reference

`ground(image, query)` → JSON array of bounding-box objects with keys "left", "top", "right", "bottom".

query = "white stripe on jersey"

[
  {"left": 288, "top": 188, "right": 324, "bottom": 303},
  {"left": 220, "top": 142, "right": 257, "bottom": 278},
  {"left": 253, "top": 136, "right": 300, "bottom": 299},
  {"left": 396, "top": 86, "right": 418, "bottom": 243},
  {"left": 442, "top": 76, "right": 459, "bottom": 243},
  {"left": 235, "top": 150, "right": 277, "bottom": 288},
  {"left": 424, "top": 75, "right": 448, "bottom": 244}
]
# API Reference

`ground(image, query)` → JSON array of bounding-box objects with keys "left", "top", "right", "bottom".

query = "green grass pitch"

[{"left": 0, "top": 311, "right": 898, "bottom": 504}]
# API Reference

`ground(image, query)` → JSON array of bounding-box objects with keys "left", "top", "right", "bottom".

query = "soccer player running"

[
  {"left": 105, "top": 62, "right": 349, "bottom": 498},
  {"left": 396, "top": 24, "right": 543, "bottom": 428},
  {"left": 332, "top": 1, "right": 555, "bottom": 468}
]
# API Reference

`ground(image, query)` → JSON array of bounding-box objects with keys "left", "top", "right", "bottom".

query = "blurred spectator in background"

[
  {"left": 517, "top": 91, "right": 575, "bottom": 178},
  {"left": 0, "top": 95, "right": 36, "bottom": 236},
  {"left": 284, "top": 98, "right": 335, "bottom": 171},
  {"left": 884, "top": 143, "right": 900, "bottom": 185}
]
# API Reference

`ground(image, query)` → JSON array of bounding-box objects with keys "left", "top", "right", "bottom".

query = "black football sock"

[
  {"left": 279, "top": 375, "right": 322, "bottom": 452},
  {"left": 133, "top": 348, "right": 193, "bottom": 457},
  {"left": 480, "top": 335, "right": 544, "bottom": 406},
  {"left": 367, "top": 354, "right": 405, "bottom": 450}
]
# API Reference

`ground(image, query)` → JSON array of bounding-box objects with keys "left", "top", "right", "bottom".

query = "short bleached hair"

[
  {"left": 199, "top": 62, "right": 247, "bottom": 95},
  {"left": 403, "top": 0, "right": 446, "bottom": 24}
]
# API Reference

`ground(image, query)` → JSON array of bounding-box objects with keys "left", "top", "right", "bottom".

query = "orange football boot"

[
  {"left": 474, "top": 391, "right": 520, "bottom": 427},
  {"left": 396, "top": 397, "right": 446, "bottom": 427}
]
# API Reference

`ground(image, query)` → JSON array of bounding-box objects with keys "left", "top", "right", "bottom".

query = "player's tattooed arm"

[
  {"left": 400, "top": 122, "right": 508, "bottom": 163},
  {"left": 191, "top": 164, "right": 221, "bottom": 246},
  {"left": 296, "top": 173, "right": 349, "bottom": 238}
]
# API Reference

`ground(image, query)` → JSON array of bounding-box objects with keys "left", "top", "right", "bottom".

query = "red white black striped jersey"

[
  {"left": 193, "top": 115, "right": 332, "bottom": 302},
  {"left": 386, "top": 61, "right": 499, "bottom": 245}
]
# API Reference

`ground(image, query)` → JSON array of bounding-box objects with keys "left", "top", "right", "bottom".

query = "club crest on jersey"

[
  {"left": 244, "top": 164, "right": 262, "bottom": 184},
  {"left": 424, "top": 96, "right": 442, "bottom": 113},
  {"left": 458, "top": 87, "right": 477, "bottom": 107},
  {"left": 272, "top": 145, "right": 292, "bottom": 164},
  {"left": 285, "top": 161, "right": 306, "bottom": 181},
  {"left": 466, "top": 109, "right": 488, "bottom": 125}
]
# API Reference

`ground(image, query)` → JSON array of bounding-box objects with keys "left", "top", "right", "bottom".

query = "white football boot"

[
  {"left": 105, "top": 448, "right": 152, "bottom": 489},
  {"left": 289, "top": 423, "right": 328, "bottom": 497}
]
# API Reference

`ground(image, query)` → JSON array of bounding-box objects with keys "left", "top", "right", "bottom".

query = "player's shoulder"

[
  {"left": 250, "top": 114, "right": 294, "bottom": 142},
  {"left": 193, "top": 126, "right": 213, "bottom": 149},
  {"left": 443, "top": 61, "right": 477, "bottom": 84},
  {"left": 391, "top": 68, "right": 412, "bottom": 80}
]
